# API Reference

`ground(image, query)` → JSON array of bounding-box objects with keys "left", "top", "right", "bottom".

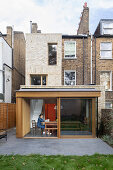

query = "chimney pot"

[{"left": 84, "top": 2, "right": 87, "bottom": 8}]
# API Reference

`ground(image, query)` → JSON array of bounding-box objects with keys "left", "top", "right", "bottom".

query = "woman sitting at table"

[{"left": 37, "top": 114, "right": 45, "bottom": 130}]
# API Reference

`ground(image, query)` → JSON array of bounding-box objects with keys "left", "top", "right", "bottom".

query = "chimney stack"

[
  {"left": 31, "top": 23, "right": 38, "bottom": 33},
  {"left": 6, "top": 26, "right": 13, "bottom": 47},
  {"left": 77, "top": 2, "right": 89, "bottom": 35},
  {"left": 30, "top": 22, "right": 41, "bottom": 33}
]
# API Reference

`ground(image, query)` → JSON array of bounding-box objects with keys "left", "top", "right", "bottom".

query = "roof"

[
  {"left": 100, "top": 19, "right": 113, "bottom": 22},
  {"left": 18, "top": 88, "right": 100, "bottom": 92},
  {"left": 62, "top": 35, "right": 88, "bottom": 39},
  {"left": 94, "top": 35, "right": 113, "bottom": 38},
  {"left": 94, "top": 19, "right": 113, "bottom": 36}
]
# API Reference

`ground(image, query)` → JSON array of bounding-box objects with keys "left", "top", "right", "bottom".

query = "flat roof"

[
  {"left": 94, "top": 35, "right": 113, "bottom": 38},
  {"left": 18, "top": 88, "right": 100, "bottom": 92},
  {"left": 100, "top": 19, "right": 113, "bottom": 22},
  {"left": 62, "top": 35, "right": 88, "bottom": 39}
]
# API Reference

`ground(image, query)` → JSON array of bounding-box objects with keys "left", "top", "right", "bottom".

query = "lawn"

[{"left": 0, "top": 154, "right": 113, "bottom": 170}]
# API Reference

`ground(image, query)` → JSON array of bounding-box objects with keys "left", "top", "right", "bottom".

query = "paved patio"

[{"left": 0, "top": 128, "right": 113, "bottom": 155}]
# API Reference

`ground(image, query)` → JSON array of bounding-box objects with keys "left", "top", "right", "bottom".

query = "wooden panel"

[
  {"left": 0, "top": 103, "right": 7, "bottom": 129},
  {"left": 16, "top": 91, "right": 101, "bottom": 98},
  {"left": 16, "top": 98, "right": 23, "bottom": 138},
  {"left": 7, "top": 103, "right": 16, "bottom": 129},
  {"left": 92, "top": 98, "right": 96, "bottom": 137},
  {"left": 45, "top": 104, "right": 56, "bottom": 121},
  {"left": 0, "top": 103, "right": 16, "bottom": 130},
  {"left": 22, "top": 99, "right": 30, "bottom": 136}
]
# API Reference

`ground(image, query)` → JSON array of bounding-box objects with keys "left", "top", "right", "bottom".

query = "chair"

[
  {"left": 0, "top": 129, "right": 7, "bottom": 141},
  {"left": 32, "top": 120, "right": 37, "bottom": 136}
]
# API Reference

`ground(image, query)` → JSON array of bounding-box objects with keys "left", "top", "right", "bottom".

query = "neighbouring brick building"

[
  {"left": 2, "top": 26, "right": 25, "bottom": 102},
  {"left": 93, "top": 19, "right": 113, "bottom": 109}
]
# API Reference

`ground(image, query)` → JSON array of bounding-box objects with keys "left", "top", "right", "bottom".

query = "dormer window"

[{"left": 102, "top": 22, "right": 113, "bottom": 35}]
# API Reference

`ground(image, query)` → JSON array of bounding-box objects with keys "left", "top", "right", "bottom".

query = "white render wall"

[
  {"left": 0, "top": 37, "right": 12, "bottom": 103},
  {"left": 0, "top": 38, "right": 3, "bottom": 97},
  {"left": 26, "top": 33, "right": 62, "bottom": 86}
]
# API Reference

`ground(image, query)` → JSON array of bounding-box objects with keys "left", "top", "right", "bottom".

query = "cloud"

[
  {"left": 89, "top": 0, "right": 113, "bottom": 9},
  {"left": 0, "top": 0, "right": 113, "bottom": 35}
]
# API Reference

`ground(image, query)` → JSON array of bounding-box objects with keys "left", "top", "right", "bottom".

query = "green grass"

[{"left": 0, "top": 154, "right": 113, "bottom": 170}]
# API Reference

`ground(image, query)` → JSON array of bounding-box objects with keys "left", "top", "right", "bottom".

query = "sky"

[{"left": 0, "top": 0, "right": 113, "bottom": 35}]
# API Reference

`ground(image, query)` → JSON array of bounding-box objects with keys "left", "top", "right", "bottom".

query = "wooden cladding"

[
  {"left": 0, "top": 103, "right": 16, "bottom": 129},
  {"left": 16, "top": 91, "right": 101, "bottom": 98},
  {"left": 16, "top": 98, "right": 30, "bottom": 138}
]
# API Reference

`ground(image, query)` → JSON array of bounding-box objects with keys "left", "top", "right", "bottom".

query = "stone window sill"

[
  {"left": 64, "top": 58, "right": 77, "bottom": 60},
  {"left": 100, "top": 58, "right": 113, "bottom": 60}
]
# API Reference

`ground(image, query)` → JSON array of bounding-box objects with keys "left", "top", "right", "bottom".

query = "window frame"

[
  {"left": 103, "top": 28, "right": 113, "bottom": 35},
  {"left": 30, "top": 74, "right": 47, "bottom": 86},
  {"left": 103, "top": 22, "right": 113, "bottom": 35},
  {"left": 64, "top": 41, "right": 76, "bottom": 59},
  {"left": 100, "top": 71, "right": 112, "bottom": 91},
  {"left": 100, "top": 42, "right": 112, "bottom": 59},
  {"left": 64, "top": 70, "right": 76, "bottom": 86},
  {"left": 48, "top": 43, "right": 57, "bottom": 65},
  {"left": 105, "top": 102, "right": 112, "bottom": 109}
]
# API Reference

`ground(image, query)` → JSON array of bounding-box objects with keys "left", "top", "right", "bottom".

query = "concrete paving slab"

[{"left": 0, "top": 128, "right": 113, "bottom": 155}]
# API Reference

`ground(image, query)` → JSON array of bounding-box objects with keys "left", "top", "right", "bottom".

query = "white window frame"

[
  {"left": 100, "top": 71, "right": 112, "bottom": 91},
  {"left": 103, "top": 28, "right": 113, "bottom": 35},
  {"left": 102, "top": 22, "right": 113, "bottom": 35},
  {"left": 64, "top": 70, "right": 76, "bottom": 86},
  {"left": 64, "top": 41, "right": 76, "bottom": 59},
  {"left": 105, "top": 102, "right": 112, "bottom": 109},
  {"left": 110, "top": 71, "right": 112, "bottom": 91},
  {"left": 100, "top": 42, "right": 112, "bottom": 59}
]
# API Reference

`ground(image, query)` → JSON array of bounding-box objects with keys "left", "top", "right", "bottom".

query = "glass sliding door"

[{"left": 60, "top": 98, "right": 92, "bottom": 136}]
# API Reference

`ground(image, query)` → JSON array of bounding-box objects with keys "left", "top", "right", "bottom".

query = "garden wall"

[{"left": 0, "top": 103, "right": 16, "bottom": 129}]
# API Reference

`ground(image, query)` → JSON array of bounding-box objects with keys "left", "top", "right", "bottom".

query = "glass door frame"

[{"left": 57, "top": 97, "right": 96, "bottom": 138}]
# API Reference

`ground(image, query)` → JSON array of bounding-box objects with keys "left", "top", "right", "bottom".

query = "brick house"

[
  {"left": 0, "top": 36, "right": 12, "bottom": 103},
  {"left": 1, "top": 26, "right": 25, "bottom": 102},
  {"left": 93, "top": 19, "right": 113, "bottom": 109},
  {"left": 16, "top": 4, "right": 107, "bottom": 139}
]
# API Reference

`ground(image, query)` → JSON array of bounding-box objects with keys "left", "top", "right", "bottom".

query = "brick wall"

[
  {"left": 62, "top": 36, "right": 91, "bottom": 85},
  {"left": 3, "top": 26, "right": 12, "bottom": 47},
  {"left": 12, "top": 31, "right": 25, "bottom": 102},
  {"left": 92, "top": 37, "right": 113, "bottom": 106},
  {"left": 3, "top": 28, "right": 25, "bottom": 103},
  {"left": 101, "top": 109, "right": 113, "bottom": 137}
]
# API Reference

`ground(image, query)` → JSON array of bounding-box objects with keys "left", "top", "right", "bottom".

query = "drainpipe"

[
  {"left": 97, "top": 97, "right": 98, "bottom": 137},
  {"left": 0, "top": 68, "right": 4, "bottom": 102},
  {"left": 95, "top": 37, "right": 96, "bottom": 84},
  {"left": 3, "top": 65, "right": 5, "bottom": 102},
  {"left": 2, "top": 63, "right": 13, "bottom": 102},
  {"left": 91, "top": 35, "right": 93, "bottom": 84},
  {"left": 12, "top": 26, "right": 14, "bottom": 68},
  {"left": 83, "top": 37, "right": 84, "bottom": 85}
]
